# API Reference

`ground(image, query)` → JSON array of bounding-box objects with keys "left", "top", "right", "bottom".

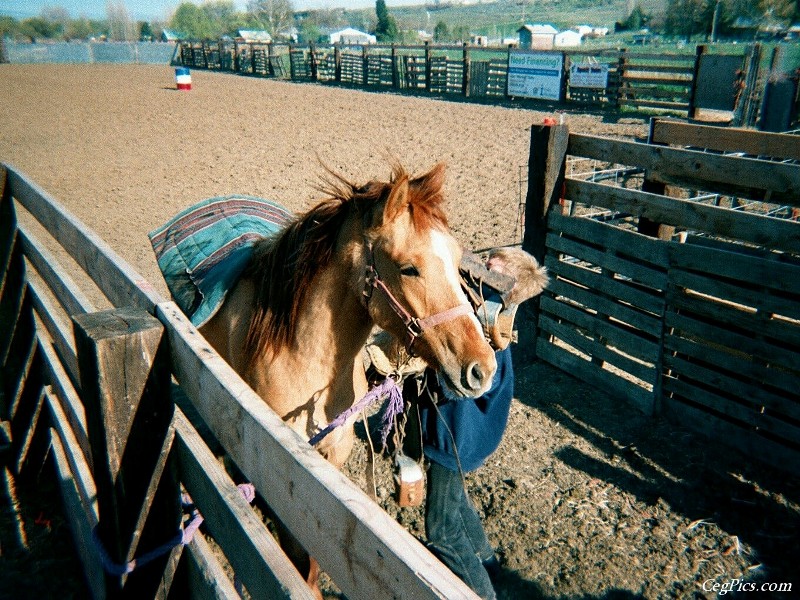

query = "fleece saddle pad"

[{"left": 149, "top": 195, "right": 293, "bottom": 327}]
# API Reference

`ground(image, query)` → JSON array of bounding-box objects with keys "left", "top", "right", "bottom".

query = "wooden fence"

[
  {"left": 178, "top": 40, "right": 771, "bottom": 121},
  {"left": 520, "top": 119, "right": 800, "bottom": 473},
  {"left": 0, "top": 163, "right": 479, "bottom": 599}
]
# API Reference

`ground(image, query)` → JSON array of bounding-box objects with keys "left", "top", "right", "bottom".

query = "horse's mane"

[{"left": 243, "top": 162, "right": 449, "bottom": 367}]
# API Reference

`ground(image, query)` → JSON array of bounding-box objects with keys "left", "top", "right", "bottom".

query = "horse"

[{"left": 197, "top": 161, "right": 497, "bottom": 596}]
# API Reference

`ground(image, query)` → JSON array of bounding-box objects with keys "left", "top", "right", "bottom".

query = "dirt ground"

[{"left": 0, "top": 64, "right": 798, "bottom": 599}]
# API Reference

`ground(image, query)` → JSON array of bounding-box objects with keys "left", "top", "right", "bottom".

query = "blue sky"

[{"left": 0, "top": 0, "right": 408, "bottom": 22}]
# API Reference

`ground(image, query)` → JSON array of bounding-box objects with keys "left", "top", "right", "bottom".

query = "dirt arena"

[{"left": 1, "top": 64, "right": 797, "bottom": 599}]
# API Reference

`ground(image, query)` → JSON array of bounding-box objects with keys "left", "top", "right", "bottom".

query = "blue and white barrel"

[{"left": 175, "top": 67, "right": 192, "bottom": 91}]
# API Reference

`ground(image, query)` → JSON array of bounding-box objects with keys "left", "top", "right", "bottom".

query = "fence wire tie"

[{"left": 93, "top": 482, "right": 256, "bottom": 576}]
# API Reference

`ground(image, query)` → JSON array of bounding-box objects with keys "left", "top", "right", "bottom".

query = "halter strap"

[{"left": 364, "top": 261, "right": 474, "bottom": 354}]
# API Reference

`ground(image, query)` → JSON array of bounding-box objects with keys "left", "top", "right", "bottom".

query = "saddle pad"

[{"left": 149, "top": 195, "right": 293, "bottom": 327}]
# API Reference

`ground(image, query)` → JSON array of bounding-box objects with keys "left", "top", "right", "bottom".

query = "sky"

[{"left": 0, "top": 0, "right": 410, "bottom": 22}]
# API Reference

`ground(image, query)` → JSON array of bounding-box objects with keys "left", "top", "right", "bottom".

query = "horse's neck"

[{"left": 291, "top": 260, "right": 372, "bottom": 376}]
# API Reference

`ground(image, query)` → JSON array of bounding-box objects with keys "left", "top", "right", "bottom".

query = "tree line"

[{"left": 1, "top": 0, "right": 798, "bottom": 45}]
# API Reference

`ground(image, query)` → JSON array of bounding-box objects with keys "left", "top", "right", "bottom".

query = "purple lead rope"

[
  {"left": 94, "top": 483, "right": 256, "bottom": 577},
  {"left": 308, "top": 377, "right": 403, "bottom": 448}
]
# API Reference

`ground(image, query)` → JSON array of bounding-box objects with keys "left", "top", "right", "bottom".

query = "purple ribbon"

[
  {"left": 308, "top": 377, "right": 402, "bottom": 447},
  {"left": 94, "top": 483, "right": 256, "bottom": 577}
]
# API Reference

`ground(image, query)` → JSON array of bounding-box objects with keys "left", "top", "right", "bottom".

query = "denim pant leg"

[{"left": 425, "top": 462, "right": 497, "bottom": 600}]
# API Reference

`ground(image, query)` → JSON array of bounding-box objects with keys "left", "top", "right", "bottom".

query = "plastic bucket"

[{"left": 175, "top": 67, "right": 192, "bottom": 91}]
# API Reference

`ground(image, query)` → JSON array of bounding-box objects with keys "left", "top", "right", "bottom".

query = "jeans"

[{"left": 425, "top": 461, "right": 497, "bottom": 600}]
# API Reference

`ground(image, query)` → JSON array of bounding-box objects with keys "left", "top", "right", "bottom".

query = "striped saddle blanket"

[{"left": 149, "top": 195, "right": 293, "bottom": 327}]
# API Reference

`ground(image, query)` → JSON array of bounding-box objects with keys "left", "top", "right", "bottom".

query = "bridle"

[{"left": 362, "top": 248, "right": 474, "bottom": 355}]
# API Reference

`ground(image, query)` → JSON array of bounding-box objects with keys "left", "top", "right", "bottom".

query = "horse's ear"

[{"left": 383, "top": 175, "right": 410, "bottom": 223}]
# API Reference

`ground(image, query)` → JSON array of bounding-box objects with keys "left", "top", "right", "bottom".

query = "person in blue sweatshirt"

[{"left": 419, "top": 247, "right": 548, "bottom": 600}]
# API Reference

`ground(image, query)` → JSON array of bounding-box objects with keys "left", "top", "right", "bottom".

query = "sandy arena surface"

[{"left": 0, "top": 64, "right": 797, "bottom": 599}]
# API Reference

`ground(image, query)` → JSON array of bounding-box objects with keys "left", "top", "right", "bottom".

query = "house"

[
  {"left": 517, "top": 24, "right": 557, "bottom": 50},
  {"left": 470, "top": 34, "right": 489, "bottom": 46},
  {"left": 237, "top": 30, "right": 272, "bottom": 43},
  {"left": 555, "top": 30, "right": 582, "bottom": 47},
  {"left": 329, "top": 28, "right": 377, "bottom": 45}
]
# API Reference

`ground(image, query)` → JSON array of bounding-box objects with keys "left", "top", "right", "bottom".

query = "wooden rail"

[
  {"left": 0, "top": 163, "right": 478, "bottom": 599},
  {"left": 522, "top": 122, "right": 800, "bottom": 473}
]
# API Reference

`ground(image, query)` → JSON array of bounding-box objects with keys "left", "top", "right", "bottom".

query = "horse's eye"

[{"left": 399, "top": 265, "right": 420, "bottom": 277}]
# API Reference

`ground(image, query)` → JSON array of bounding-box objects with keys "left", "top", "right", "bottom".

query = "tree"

[
  {"left": 375, "top": 0, "right": 399, "bottom": 41},
  {"left": 171, "top": 2, "right": 214, "bottom": 39},
  {"left": 247, "top": 0, "right": 295, "bottom": 37},
  {"left": 664, "top": 0, "right": 709, "bottom": 41},
  {"left": 434, "top": 20, "right": 449, "bottom": 42},
  {"left": 106, "top": 0, "right": 136, "bottom": 41},
  {"left": 140, "top": 21, "right": 154, "bottom": 41}
]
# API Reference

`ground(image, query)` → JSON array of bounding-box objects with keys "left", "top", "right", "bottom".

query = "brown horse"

[{"left": 199, "top": 162, "right": 497, "bottom": 595}]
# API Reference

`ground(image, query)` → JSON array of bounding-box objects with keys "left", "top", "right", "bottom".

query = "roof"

[
  {"left": 330, "top": 28, "right": 377, "bottom": 44},
  {"left": 238, "top": 30, "right": 272, "bottom": 42},
  {"left": 518, "top": 24, "right": 558, "bottom": 35}
]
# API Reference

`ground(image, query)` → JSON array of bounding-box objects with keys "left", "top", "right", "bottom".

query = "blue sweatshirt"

[{"left": 421, "top": 348, "right": 514, "bottom": 473}]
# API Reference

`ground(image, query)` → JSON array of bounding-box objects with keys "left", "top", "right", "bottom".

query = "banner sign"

[
  {"left": 569, "top": 62, "right": 609, "bottom": 89},
  {"left": 507, "top": 50, "right": 564, "bottom": 100}
]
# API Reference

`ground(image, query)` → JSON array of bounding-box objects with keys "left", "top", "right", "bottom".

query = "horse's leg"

[{"left": 276, "top": 523, "right": 323, "bottom": 600}]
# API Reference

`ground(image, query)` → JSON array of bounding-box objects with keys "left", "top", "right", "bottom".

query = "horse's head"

[{"left": 356, "top": 162, "right": 497, "bottom": 398}]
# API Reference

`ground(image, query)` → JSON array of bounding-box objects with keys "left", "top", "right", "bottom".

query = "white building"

[
  {"left": 329, "top": 28, "right": 377, "bottom": 45},
  {"left": 555, "top": 30, "right": 583, "bottom": 47}
]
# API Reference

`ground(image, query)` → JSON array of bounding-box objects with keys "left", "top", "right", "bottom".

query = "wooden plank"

[
  {"left": 564, "top": 179, "right": 800, "bottom": 254},
  {"left": 669, "top": 241, "right": 800, "bottom": 295},
  {"left": 539, "top": 314, "right": 656, "bottom": 384},
  {"left": 536, "top": 338, "right": 654, "bottom": 415},
  {"left": 670, "top": 266, "right": 800, "bottom": 322},
  {"left": 18, "top": 224, "right": 95, "bottom": 317},
  {"left": 662, "top": 373, "right": 800, "bottom": 444},
  {"left": 549, "top": 211, "right": 670, "bottom": 268},
  {"left": 548, "top": 276, "right": 663, "bottom": 337},
  {"left": 545, "top": 232, "right": 667, "bottom": 290},
  {"left": 38, "top": 325, "right": 92, "bottom": 467},
  {"left": 6, "top": 166, "right": 164, "bottom": 313},
  {"left": 618, "top": 98, "right": 690, "bottom": 110},
  {"left": 0, "top": 236, "right": 26, "bottom": 368},
  {"left": 566, "top": 134, "right": 800, "bottom": 205},
  {"left": 544, "top": 254, "right": 665, "bottom": 315},
  {"left": 155, "top": 301, "right": 478, "bottom": 600},
  {"left": 50, "top": 430, "right": 105, "bottom": 600},
  {"left": 29, "top": 279, "right": 80, "bottom": 385},
  {"left": 668, "top": 287, "right": 800, "bottom": 349},
  {"left": 174, "top": 407, "right": 315, "bottom": 600},
  {"left": 665, "top": 310, "right": 800, "bottom": 373},
  {"left": 665, "top": 345, "right": 800, "bottom": 423},
  {"left": 664, "top": 333, "right": 800, "bottom": 398},
  {"left": 650, "top": 119, "right": 800, "bottom": 161},
  {"left": 661, "top": 395, "right": 800, "bottom": 475},
  {"left": 45, "top": 387, "right": 98, "bottom": 525},
  {"left": 540, "top": 295, "right": 660, "bottom": 362},
  {"left": 186, "top": 534, "right": 241, "bottom": 600}
]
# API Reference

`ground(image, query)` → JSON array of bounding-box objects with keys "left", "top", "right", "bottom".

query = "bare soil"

[{"left": 0, "top": 64, "right": 797, "bottom": 600}]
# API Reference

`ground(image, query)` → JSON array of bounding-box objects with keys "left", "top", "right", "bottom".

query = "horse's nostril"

[{"left": 466, "top": 361, "right": 485, "bottom": 390}]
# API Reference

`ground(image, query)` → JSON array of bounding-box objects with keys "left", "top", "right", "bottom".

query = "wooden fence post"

[
  {"left": 462, "top": 42, "right": 471, "bottom": 97},
  {"left": 687, "top": 44, "right": 706, "bottom": 119},
  {"left": 424, "top": 41, "right": 432, "bottom": 92},
  {"left": 309, "top": 43, "right": 318, "bottom": 81},
  {"left": 334, "top": 43, "right": 342, "bottom": 82},
  {"left": 391, "top": 44, "right": 399, "bottom": 89},
  {"left": 73, "top": 307, "right": 182, "bottom": 598},
  {"left": 516, "top": 123, "right": 569, "bottom": 363},
  {"left": 362, "top": 45, "right": 369, "bottom": 85}
]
